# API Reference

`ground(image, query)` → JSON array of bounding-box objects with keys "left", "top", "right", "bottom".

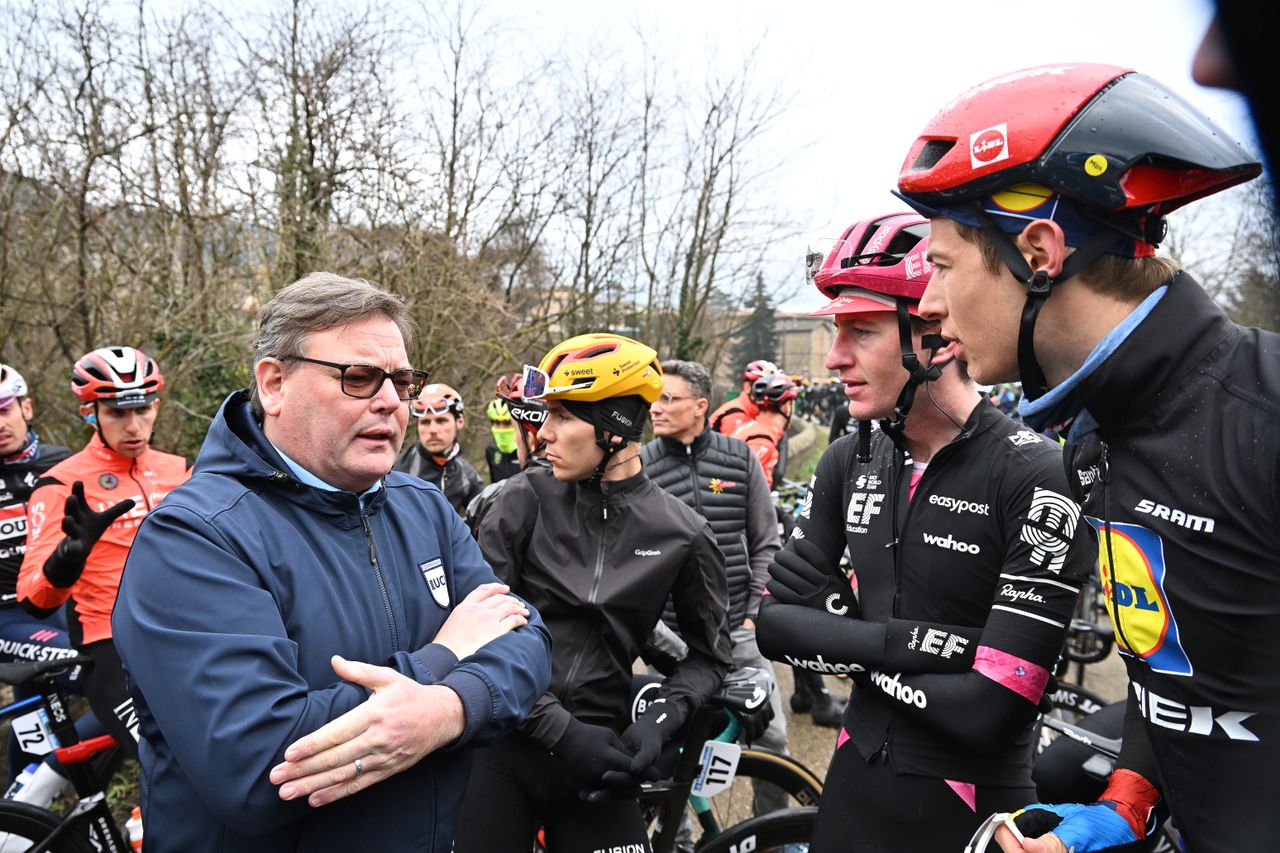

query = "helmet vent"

[{"left": 912, "top": 140, "right": 953, "bottom": 171}]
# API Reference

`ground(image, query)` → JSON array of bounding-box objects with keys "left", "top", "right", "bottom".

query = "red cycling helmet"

[
  {"left": 896, "top": 63, "right": 1260, "bottom": 228},
  {"left": 72, "top": 346, "right": 165, "bottom": 409},
  {"left": 811, "top": 214, "right": 931, "bottom": 317},
  {"left": 751, "top": 374, "right": 799, "bottom": 410},
  {"left": 895, "top": 64, "right": 1261, "bottom": 401},
  {"left": 742, "top": 360, "right": 778, "bottom": 384}
]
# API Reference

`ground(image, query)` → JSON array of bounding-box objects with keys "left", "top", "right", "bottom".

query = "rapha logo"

[{"left": 418, "top": 558, "right": 449, "bottom": 607}]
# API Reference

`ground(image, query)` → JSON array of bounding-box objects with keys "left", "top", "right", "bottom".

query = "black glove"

[
  {"left": 737, "top": 696, "right": 775, "bottom": 746},
  {"left": 766, "top": 538, "right": 856, "bottom": 617},
  {"left": 42, "top": 482, "right": 136, "bottom": 588},
  {"left": 619, "top": 699, "right": 683, "bottom": 779},
  {"left": 550, "top": 718, "right": 635, "bottom": 790},
  {"left": 882, "top": 619, "right": 983, "bottom": 673}
]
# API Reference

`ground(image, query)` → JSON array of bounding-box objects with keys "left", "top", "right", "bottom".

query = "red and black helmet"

[
  {"left": 72, "top": 346, "right": 165, "bottom": 409},
  {"left": 750, "top": 374, "right": 799, "bottom": 410},
  {"left": 811, "top": 214, "right": 931, "bottom": 316},
  {"left": 742, "top": 360, "right": 778, "bottom": 384},
  {"left": 896, "top": 63, "right": 1260, "bottom": 229}
]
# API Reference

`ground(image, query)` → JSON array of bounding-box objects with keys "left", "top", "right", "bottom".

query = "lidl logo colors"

[{"left": 1090, "top": 517, "right": 1192, "bottom": 677}]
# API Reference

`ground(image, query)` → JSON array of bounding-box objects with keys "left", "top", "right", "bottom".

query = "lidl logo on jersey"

[{"left": 1089, "top": 517, "right": 1193, "bottom": 677}]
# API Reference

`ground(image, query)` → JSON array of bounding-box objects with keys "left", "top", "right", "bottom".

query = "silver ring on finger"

[{"left": 353, "top": 757, "right": 365, "bottom": 776}]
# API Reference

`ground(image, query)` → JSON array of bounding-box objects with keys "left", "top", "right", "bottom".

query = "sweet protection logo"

[
  {"left": 970, "top": 123, "right": 1009, "bottom": 169},
  {"left": 1090, "top": 517, "right": 1192, "bottom": 676}
]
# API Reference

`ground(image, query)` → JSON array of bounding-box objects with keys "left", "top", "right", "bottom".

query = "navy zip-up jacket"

[{"left": 112, "top": 391, "right": 552, "bottom": 852}]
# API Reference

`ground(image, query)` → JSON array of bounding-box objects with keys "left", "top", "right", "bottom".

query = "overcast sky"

[{"left": 478, "top": 0, "right": 1257, "bottom": 310}]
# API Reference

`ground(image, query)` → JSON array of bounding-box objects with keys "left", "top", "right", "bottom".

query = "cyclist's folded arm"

[
  {"left": 516, "top": 691, "right": 575, "bottom": 750},
  {"left": 755, "top": 595, "right": 980, "bottom": 674},
  {"left": 473, "top": 471, "right": 536, "bottom": 587}
]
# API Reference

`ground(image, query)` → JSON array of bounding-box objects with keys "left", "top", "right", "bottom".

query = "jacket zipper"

[
  {"left": 128, "top": 460, "right": 154, "bottom": 512},
  {"left": 562, "top": 492, "right": 608, "bottom": 709},
  {"left": 686, "top": 444, "right": 704, "bottom": 514},
  {"left": 360, "top": 503, "right": 400, "bottom": 651}
]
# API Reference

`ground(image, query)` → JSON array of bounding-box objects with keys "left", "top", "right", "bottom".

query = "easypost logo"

[{"left": 927, "top": 494, "right": 990, "bottom": 516}]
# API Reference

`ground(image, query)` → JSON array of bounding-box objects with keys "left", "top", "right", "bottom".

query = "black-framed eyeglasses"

[{"left": 283, "top": 356, "right": 429, "bottom": 401}]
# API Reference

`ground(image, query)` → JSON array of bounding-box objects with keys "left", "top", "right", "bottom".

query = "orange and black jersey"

[{"left": 17, "top": 434, "right": 189, "bottom": 645}]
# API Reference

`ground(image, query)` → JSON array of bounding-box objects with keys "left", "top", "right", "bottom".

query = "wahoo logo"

[
  {"left": 418, "top": 558, "right": 450, "bottom": 608},
  {"left": 922, "top": 531, "right": 981, "bottom": 554},
  {"left": 970, "top": 123, "right": 1009, "bottom": 169},
  {"left": 783, "top": 653, "right": 865, "bottom": 675},
  {"left": 1090, "top": 517, "right": 1192, "bottom": 676},
  {"left": 869, "top": 670, "right": 928, "bottom": 709},
  {"left": 1134, "top": 499, "right": 1216, "bottom": 534},
  {"left": 1020, "top": 488, "right": 1079, "bottom": 574}
]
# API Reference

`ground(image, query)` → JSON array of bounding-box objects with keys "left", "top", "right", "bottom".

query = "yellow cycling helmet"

[{"left": 530, "top": 333, "right": 663, "bottom": 404}]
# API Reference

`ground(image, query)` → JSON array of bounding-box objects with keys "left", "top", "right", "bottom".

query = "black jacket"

[
  {"left": 1067, "top": 274, "right": 1280, "bottom": 852},
  {"left": 642, "top": 428, "right": 780, "bottom": 627},
  {"left": 476, "top": 466, "right": 732, "bottom": 748},
  {"left": 758, "top": 402, "right": 1094, "bottom": 784},
  {"left": 393, "top": 443, "right": 483, "bottom": 516},
  {"left": 0, "top": 436, "right": 71, "bottom": 605}
]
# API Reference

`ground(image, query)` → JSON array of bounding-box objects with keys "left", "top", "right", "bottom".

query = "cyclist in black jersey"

[
  {"left": 0, "top": 363, "right": 82, "bottom": 788},
  {"left": 455, "top": 334, "right": 732, "bottom": 853},
  {"left": 895, "top": 64, "right": 1274, "bottom": 853},
  {"left": 755, "top": 213, "right": 1094, "bottom": 853}
]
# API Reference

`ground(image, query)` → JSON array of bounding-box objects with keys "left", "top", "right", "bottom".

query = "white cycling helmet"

[{"left": 0, "top": 364, "right": 29, "bottom": 405}]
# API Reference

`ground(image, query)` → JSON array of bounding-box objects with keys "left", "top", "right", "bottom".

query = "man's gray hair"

[
  {"left": 251, "top": 272, "right": 415, "bottom": 412},
  {"left": 660, "top": 359, "right": 713, "bottom": 401}
]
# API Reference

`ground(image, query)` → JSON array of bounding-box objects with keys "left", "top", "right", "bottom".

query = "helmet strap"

[
  {"left": 968, "top": 203, "right": 1120, "bottom": 402},
  {"left": 882, "top": 300, "right": 950, "bottom": 440}
]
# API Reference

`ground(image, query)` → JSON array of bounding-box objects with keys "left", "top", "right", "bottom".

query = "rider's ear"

[{"left": 1017, "top": 220, "right": 1067, "bottom": 278}]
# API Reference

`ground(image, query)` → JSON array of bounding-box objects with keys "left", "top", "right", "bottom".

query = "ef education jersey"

[{"left": 762, "top": 401, "right": 1094, "bottom": 785}]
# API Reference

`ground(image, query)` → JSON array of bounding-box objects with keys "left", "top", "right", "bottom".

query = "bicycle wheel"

[
  {"left": 0, "top": 801, "right": 99, "bottom": 853},
  {"left": 692, "top": 748, "right": 822, "bottom": 846},
  {"left": 697, "top": 807, "right": 817, "bottom": 853}
]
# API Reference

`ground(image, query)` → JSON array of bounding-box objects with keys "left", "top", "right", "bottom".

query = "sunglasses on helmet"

[{"left": 520, "top": 364, "right": 594, "bottom": 400}]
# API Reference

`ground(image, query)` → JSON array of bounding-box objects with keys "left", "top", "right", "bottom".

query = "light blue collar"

[
  {"left": 272, "top": 443, "right": 382, "bottom": 506},
  {"left": 1020, "top": 283, "right": 1169, "bottom": 440}
]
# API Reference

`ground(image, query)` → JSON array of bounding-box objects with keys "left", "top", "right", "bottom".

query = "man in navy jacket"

[{"left": 113, "top": 272, "right": 552, "bottom": 852}]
